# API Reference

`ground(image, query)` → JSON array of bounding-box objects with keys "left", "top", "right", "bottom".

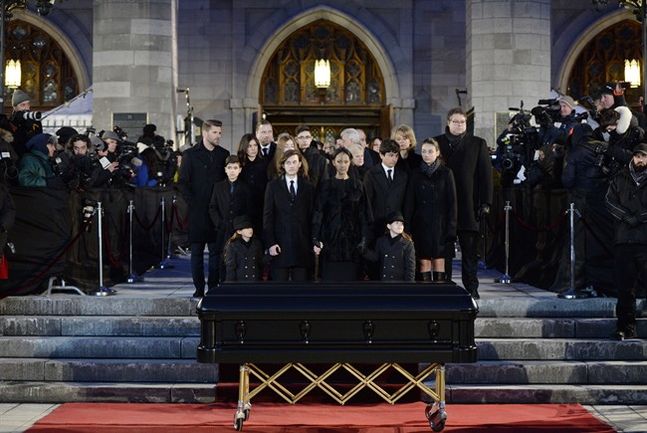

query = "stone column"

[
  {"left": 92, "top": 0, "right": 177, "bottom": 140},
  {"left": 466, "top": 0, "right": 551, "bottom": 147}
]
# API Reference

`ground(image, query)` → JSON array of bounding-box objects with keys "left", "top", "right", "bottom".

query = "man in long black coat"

[
  {"left": 435, "top": 107, "right": 493, "bottom": 299},
  {"left": 178, "top": 119, "right": 230, "bottom": 297}
]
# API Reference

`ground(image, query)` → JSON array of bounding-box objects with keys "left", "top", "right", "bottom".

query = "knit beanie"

[{"left": 11, "top": 89, "right": 30, "bottom": 107}]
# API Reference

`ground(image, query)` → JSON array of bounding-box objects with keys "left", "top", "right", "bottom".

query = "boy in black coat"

[
  {"left": 208, "top": 155, "right": 253, "bottom": 281},
  {"left": 364, "top": 212, "right": 415, "bottom": 281},
  {"left": 224, "top": 215, "right": 264, "bottom": 282}
]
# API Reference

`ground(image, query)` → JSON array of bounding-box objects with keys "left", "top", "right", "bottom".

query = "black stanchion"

[
  {"left": 156, "top": 195, "right": 173, "bottom": 269},
  {"left": 126, "top": 200, "right": 140, "bottom": 283},
  {"left": 495, "top": 200, "right": 512, "bottom": 284}
]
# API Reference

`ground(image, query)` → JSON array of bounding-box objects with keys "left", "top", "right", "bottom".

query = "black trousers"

[
  {"left": 445, "top": 230, "right": 480, "bottom": 292},
  {"left": 190, "top": 242, "right": 220, "bottom": 291},
  {"left": 614, "top": 244, "right": 647, "bottom": 332},
  {"left": 271, "top": 266, "right": 309, "bottom": 281}
]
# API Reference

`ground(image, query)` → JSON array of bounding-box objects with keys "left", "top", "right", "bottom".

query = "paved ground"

[{"left": 0, "top": 254, "right": 645, "bottom": 432}]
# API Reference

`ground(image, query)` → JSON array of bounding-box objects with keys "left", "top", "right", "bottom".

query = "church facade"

[{"left": 4, "top": 0, "right": 638, "bottom": 150}]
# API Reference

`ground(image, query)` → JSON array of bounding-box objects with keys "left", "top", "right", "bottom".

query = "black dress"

[
  {"left": 240, "top": 156, "right": 268, "bottom": 232},
  {"left": 405, "top": 163, "right": 457, "bottom": 258},
  {"left": 312, "top": 177, "right": 371, "bottom": 280}
]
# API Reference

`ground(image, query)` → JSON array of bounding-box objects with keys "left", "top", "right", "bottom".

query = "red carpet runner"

[{"left": 26, "top": 402, "right": 616, "bottom": 433}]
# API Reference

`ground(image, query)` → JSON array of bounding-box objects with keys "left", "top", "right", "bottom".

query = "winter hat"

[
  {"left": 136, "top": 141, "right": 150, "bottom": 154},
  {"left": 11, "top": 89, "right": 30, "bottom": 107},
  {"left": 633, "top": 143, "right": 647, "bottom": 156},
  {"left": 56, "top": 126, "right": 78, "bottom": 145},
  {"left": 386, "top": 211, "right": 405, "bottom": 224},
  {"left": 25, "top": 133, "right": 53, "bottom": 155},
  {"left": 558, "top": 95, "right": 576, "bottom": 109},
  {"left": 233, "top": 215, "right": 253, "bottom": 231},
  {"left": 90, "top": 134, "right": 106, "bottom": 151},
  {"left": 101, "top": 130, "right": 121, "bottom": 142}
]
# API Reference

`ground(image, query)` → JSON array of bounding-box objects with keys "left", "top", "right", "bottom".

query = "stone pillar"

[
  {"left": 92, "top": 0, "right": 177, "bottom": 140},
  {"left": 466, "top": 0, "right": 551, "bottom": 147}
]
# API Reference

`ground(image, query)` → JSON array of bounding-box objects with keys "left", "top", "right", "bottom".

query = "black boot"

[
  {"left": 192, "top": 287, "right": 205, "bottom": 298},
  {"left": 432, "top": 271, "right": 446, "bottom": 283},
  {"left": 420, "top": 271, "right": 432, "bottom": 281}
]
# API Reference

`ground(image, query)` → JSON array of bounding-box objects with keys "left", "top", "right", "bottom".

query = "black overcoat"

[
  {"left": 404, "top": 164, "right": 457, "bottom": 258},
  {"left": 363, "top": 164, "right": 408, "bottom": 239},
  {"left": 240, "top": 156, "right": 269, "bottom": 232},
  {"left": 365, "top": 234, "right": 416, "bottom": 281},
  {"left": 224, "top": 237, "right": 264, "bottom": 281},
  {"left": 178, "top": 141, "right": 230, "bottom": 243},
  {"left": 312, "top": 177, "right": 371, "bottom": 263},
  {"left": 208, "top": 179, "right": 253, "bottom": 250},
  {"left": 434, "top": 131, "right": 493, "bottom": 231},
  {"left": 263, "top": 175, "right": 315, "bottom": 268}
]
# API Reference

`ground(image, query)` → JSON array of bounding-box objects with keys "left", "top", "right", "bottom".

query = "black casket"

[{"left": 197, "top": 282, "right": 478, "bottom": 364}]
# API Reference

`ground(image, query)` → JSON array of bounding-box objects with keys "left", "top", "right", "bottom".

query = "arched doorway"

[
  {"left": 565, "top": 18, "right": 642, "bottom": 105},
  {"left": 3, "top": 18, "right": 81, "bottom": 111},
  {"left": 259, "top": 19, "right": 389, "bottom": 143}
]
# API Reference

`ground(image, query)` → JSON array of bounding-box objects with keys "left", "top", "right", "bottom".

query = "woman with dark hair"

[
  {"left": 237, "top": 133, "right": 267, "bottom": 231},
  {"left": 312, "top": 147, "right": 371, "bottom": 280},
  {"left": 263, "top": 149, "right": 315, "bottom": 281},
  {"left": 404, "top": 138, "right": 457, "bottom": 282}
]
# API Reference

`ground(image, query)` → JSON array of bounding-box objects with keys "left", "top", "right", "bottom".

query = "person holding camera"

[
  {"left": 605, "top": 143, "right": 647, "bottom": 340},
  {"left": 10, "top": 89, "right": 43, "bottom": 159},
  {"left": 91, "top": 131, "right": 124, "bottom": 188}
]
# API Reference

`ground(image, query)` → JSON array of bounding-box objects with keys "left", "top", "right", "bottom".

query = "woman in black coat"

[
  {"left": 393, "top": 124, "right": 423, "bottom": 173},
  {"left": 263, "top": 149, "right": 315, "bottom": 281},
  {"left": 405, "top": 138, "right": 457, "bottom": 282},
  {"left": 237, "top": 133, "right": 268, "bottom": 233},
  {"left": 312, "top": 147, "right": 371, "bottom": 280}
]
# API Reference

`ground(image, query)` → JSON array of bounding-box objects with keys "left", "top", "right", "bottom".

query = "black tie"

[
  {"left": 230, "top": 182, "right": 235, "bottom": 195},
  {"left": 263, "top": 147, "right": 268, "bottom": 157},
  {"left": 289, "top": 180, "right": 296, "bottom": 201},
  {"left": 387, "top": 169, "right": 393, "bottom": 182}
]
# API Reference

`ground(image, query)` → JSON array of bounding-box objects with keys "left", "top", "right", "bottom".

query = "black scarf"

[
  {"left": 629, "top": 161, "right": 647, "bottom": 186},
  {"left": 444, "top": 128, "right": 466, "bottom": 147},
  {"left": 421, "top": 159, "right": 440, "bottom": 178}
]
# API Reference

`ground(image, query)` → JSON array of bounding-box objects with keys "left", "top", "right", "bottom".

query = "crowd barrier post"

[
  {"left": 157, "top": 195, "right": 173, "bottom": 270},
  {"left": 92, "top": 201, "right": 116, "bottom": 296},
  {"left": 126, "top": 200, "right": 140, "bottom": 283},
  {"left": 567, "top": 202, "right": 581, "bottom": 294},
  {"left": 496, "top": 201, "right": 512, "bottom": 284},
  {"left": 166, "top": 195, "right": 177, "bottom": 260}
]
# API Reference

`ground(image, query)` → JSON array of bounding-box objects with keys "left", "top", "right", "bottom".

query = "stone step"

[
  {"left": 0, "top": 316, "right": 200, "bottom": 337},
  {"left": 1, "top": 381, "right": 646, "bottom": 405},
  {"left": 1, "top": 336, "right": 646, "bottom": 362},
  {"left": 3, "top": 358, "right": 645, "bottom": 386},
  {"left": 1, "top": 295, "right": 644, "bottom": 318},
  {"left": 0, "top": 358, "right": 218, "bottom": 383},
  {"left": 476, "top": 338, "right": 647, "bottom": 361},
  {"left": 0, "top": 336, "right": 198, "bottom": 359},
  {"left": 447, "top": 385, "right": 647, "bottom": 405},
  {"left": 446, "top": 360, "right": 647, "bottom": 384},
  {"left": 0, "top": 297, "right": 198, "bottom": 317},
  {"left": 2, "top": 315, "right": 646, "bottom": 339}
]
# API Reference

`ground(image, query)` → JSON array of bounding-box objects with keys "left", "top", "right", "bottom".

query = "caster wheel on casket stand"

[
  {"left": 425, "top": 403, "right": 447, "bottom": 432},
  {"left": 233, "top": 413, "right": 244, "bottom": 431}
]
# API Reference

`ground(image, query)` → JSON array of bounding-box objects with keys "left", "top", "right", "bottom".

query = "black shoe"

[
  {"left": 192, "top": 289, "right": 205, "bottom": 298},
  {"left": 615, "top": 326, "right": 637, "bottom": 340},
  {"left": 469, "top": 289, "right": 480, "bottom": 300}
]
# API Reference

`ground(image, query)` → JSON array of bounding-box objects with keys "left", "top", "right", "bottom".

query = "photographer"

[
  {"left": 0, "top": 115, "right": 19, "bottom": 185},
  {"left": 65, "top": 134, "right": 99, "bottom": 191},
  {"left": 9, "top": 89, "right": 43, "bottom": 158},
  {"left": 17, "top": 133, "right": 63, "bottom": 187}
]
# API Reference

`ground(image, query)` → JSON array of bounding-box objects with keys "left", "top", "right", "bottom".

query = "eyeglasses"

[{"left": 297, "top": 135, "right": 312, "bottom": 140}]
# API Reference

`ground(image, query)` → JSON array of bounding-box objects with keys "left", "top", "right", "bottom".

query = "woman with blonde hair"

[{"left": 392, "top": 124, "right": 422, "bottom": 173}]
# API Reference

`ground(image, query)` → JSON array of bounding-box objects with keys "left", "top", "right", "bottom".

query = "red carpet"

[{"left": 26, "top": 402, "right": 615, "bottom": 433}]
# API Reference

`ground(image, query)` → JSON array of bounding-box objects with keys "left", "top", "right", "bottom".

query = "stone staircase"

[{"left": 0, "top": 264, "right": 646, "bottom": 404}]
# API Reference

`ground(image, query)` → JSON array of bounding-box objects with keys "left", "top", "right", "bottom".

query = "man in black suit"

[
  {"left": 434, "top": 107, "right": 493, "bottom": 299},
  {"left": 363, "top": 139, "right": 408, "bottom": 279},
  {"left": 256, "top": 120, "right": 276, "bottom": 160},
  {"left": 178, "top": 119, "right": 230, "bottom": 297}
]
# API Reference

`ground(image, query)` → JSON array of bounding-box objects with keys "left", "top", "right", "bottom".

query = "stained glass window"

[{"left": 3, "top": 19, "right": 79, "bottom": 110}]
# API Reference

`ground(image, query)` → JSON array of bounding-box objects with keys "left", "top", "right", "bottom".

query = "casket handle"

[
  {"left": 428, "top": 320, "right": 440, "bottom": 339},
  {"left": 363, "top": 320, "right": 374, "bottom": 344},
  {"left": 235, "top": 320, "right": 247, "bottom": 344},
  {"left": 299, "top": 320, "right": 311, "bottom": 344}
]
